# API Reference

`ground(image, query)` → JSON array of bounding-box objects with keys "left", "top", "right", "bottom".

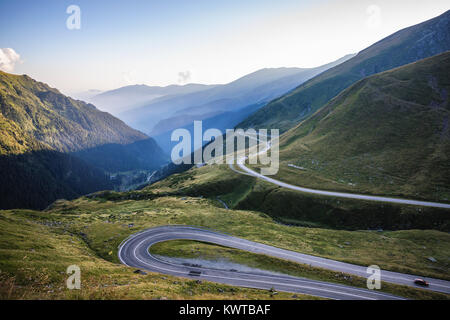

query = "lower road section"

[{"left": 118, "top": 226, "right": 449, "bottom": 300}]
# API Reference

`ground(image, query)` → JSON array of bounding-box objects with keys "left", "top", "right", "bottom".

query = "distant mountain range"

[
  {"left": 238, "top": 10, "right": 450, "bottom": 132},
  {"left": 116, "top": 54, "right": 355, "bottom": 153},
  {"left": 0, "top": 71, "right": 167, "bottom": 209},
  {"left": 71, "top": 89, "right": 103, "bottom": 103},
  {"left": 87, "top": 83, "right": 216, "bottom": 116}
]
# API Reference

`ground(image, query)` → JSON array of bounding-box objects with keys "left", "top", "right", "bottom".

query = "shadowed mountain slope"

[{"left": 0, "top": 71, "right": 167, "bottom": 209}]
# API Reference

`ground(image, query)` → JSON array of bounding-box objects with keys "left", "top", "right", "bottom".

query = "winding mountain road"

[
  {"left": 235, "top": 139, "right": 450, "bottom": 209},
  {"left": 118, "top": 226, "right": 450, "bottom": 300},
  {"left": 118, "top": 137, "right": 450, "bottom": 299}
]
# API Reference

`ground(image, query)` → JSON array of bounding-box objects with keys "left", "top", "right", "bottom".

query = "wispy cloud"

[
  {"left": 122, "top": 70, "right": 137, "bottom": 85},
  {"left": 0, "top": 48, "right": 21, "bottom": 73},
  {"left": 178, "top": 71, "right": 191, "bottom": 84},
  {"left": 366, "top": 5, "right": 382, "bottom": 30}
]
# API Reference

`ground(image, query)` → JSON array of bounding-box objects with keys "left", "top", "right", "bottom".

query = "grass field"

[
  {"left": 1, "top": 185, "right": 449, "bottom": 299},
  {"left": 146, "top": 163, "right": 450, "bottom": 231},
  {"left": 0, "top": 207, "right": 313, "bottom": 300}
]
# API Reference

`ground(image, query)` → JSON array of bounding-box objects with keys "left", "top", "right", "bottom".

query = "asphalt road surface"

[
  {"left": 118, "top": 226, "right": 450, "bottom": 299},
  {"left": 235, "top": 141, "right": 450, "bottom": 209}
]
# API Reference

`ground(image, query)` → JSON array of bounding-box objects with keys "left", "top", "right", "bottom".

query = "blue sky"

[{"left": 1, "top": 0, "right": 449, "bottom": 94}]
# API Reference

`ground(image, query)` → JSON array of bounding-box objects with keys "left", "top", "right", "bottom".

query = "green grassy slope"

[
  {"left": 0, "top": 70, "right": 167, "bottom": 171},
  {"left": 1, "top": 194, "right": 449, "bottom": 299},
  {"left": 141, "top": 54, "right": 450, "bottom": 230},
  {"left": 275, "top": 52, "right": 450, "bottom": 202},
  {"left": 238, "top": 10, "right": 450, "bottom": 132},
  {"left": 146, "top": 164, "right": 450, "bottom": 231},
  {"left": 0, "top": 205, "right": 306, "bottom": 300},
  {"left": 0, "top": 71, "right": 147, "bottom": 154}
]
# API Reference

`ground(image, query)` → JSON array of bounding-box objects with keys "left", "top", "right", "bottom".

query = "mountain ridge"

[
  {"left": 119, "top": 54, "right": 355, "bottom": 135},
  {"left": 0, "top": 71, "right": 167, "bottom": 209},
  {"left": 89, "top": 83, "right": 217, "bottom": 116},
  {"left": 0, "top": 71, "right": 151, "bottom": 154},
  {"left": 276, "top": 51, "right": 450, "bottom": 201},
  {"left": 238, "top": 10, "right": 450, "bottom": 132}
]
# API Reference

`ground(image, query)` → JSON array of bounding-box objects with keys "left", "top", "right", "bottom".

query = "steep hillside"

[
  {"left": 0, "top": 71, "right": 150, "bottom": 154},
  {"left": 0, "top": 71, "right": 167, "bottom": 169},
  {"left": 0, "top": 71, "right": 167, "bottom": 209},
  {"left": 239, "top": 10, "right": 450, "bottom": 131},
  {"left": 152, "top": 103, "right": 264, "bottom": 154},
  {"left": 0, "top": 150, "right": 112, "bottom": 209},
  {"left": 276, "top": 52, "right": 450, "bottom": 202},
  {"left": 74, "top": 138, "right": 168, "bottom": 172}
]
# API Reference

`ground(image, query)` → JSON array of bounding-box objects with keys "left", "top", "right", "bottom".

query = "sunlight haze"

[{"left": 1, "top": 0, "right": 449, "bottom": 94}]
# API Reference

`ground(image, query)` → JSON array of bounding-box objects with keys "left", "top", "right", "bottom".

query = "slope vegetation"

[
  {"left": 0, "top": 71, "right": 149, "bottom": 154},
  {"left": 276, "top": 52, "right": 450, "bottom": 202},
  {"left": 0, "top": 71, "right": 167, "bottom": 209},
  {"left": 1, "top": 194, "right": 448, "bottom": 299}
]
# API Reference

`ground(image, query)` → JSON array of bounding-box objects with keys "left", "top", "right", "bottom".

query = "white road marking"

[
  {"left": 128, "top": 234, "right": 389, "bottom": 300},
  {"left": 118, "top": 227, "right": 430, "bottom": 299},
  {"left": 232, "top": 137, "right": 450, "bottom": 209}
]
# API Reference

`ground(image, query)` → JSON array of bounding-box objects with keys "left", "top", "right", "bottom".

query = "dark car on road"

[{"left": 414, "top": 279, "right": 429, "bottom": 287}]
